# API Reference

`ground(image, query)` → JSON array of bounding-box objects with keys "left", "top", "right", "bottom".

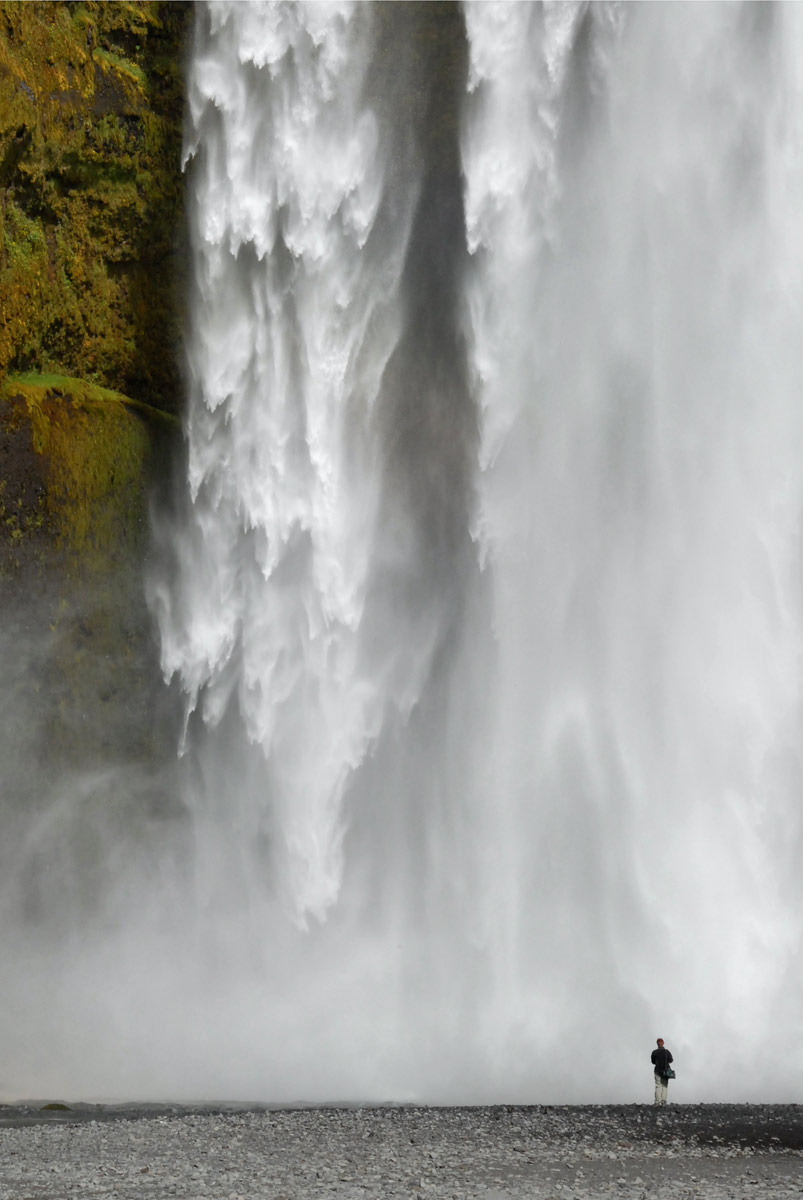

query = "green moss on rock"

[
  {"left": 0, "top": 0, "right": 189, "bottom": 410},
  {"left": 0, "top": 372, "right": 176, "bottom": 559},
  {"left": 0, "top": 4, "right": 188, "bottom": 781}
]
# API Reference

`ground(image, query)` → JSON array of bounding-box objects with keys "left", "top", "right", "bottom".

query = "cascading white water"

[
  {"left": 459, "top": 0, "right": 803, "bottom": 1094},
  {"left": 149, "top": 0, "right": 803, "bottom": 1100},
  {"left": 4, "top": 0, "right": 803, "bottom": 1105},
  {"left": 159, "top": 0, "right": 419, "bottom": 927}
]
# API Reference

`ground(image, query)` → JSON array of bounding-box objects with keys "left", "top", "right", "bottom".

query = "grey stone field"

[{"left": 0, "top": 1103, "right": 801, "bottom": 1199}]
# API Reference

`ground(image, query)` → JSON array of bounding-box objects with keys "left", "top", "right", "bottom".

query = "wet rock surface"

[{"left": 0, "top": 1103, "right": 801, "bottom": 1198}]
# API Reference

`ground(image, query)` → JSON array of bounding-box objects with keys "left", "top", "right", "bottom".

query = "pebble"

[{"left": 0, "top": 1103, "right": 800, "bottom": 1199}]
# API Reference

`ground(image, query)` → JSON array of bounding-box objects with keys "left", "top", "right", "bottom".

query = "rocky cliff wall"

[{"left": 0, "top": 2, "right": 189, "bottom": 799}]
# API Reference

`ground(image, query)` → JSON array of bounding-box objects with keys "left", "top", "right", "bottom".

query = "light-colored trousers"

[{"left": 654, "top": 1072, "right": 669, "bottom": 1105}]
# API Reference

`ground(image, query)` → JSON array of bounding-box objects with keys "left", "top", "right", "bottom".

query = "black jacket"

[{"left": 651, "top": 1046, "right": 673, "bottom": 1074}]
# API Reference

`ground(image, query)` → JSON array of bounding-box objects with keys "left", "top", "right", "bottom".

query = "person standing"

[{"left": 651, "top": 1037, "right": 673, "bottom": 1105}]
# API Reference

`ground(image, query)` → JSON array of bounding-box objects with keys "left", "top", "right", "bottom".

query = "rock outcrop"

[{"left": 0, "top": 3, "right": 189, "bottom": 788}]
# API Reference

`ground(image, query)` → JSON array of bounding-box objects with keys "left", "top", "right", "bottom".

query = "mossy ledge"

[{"left": 0, "top": 372, "right": 177, "bottom": 565}]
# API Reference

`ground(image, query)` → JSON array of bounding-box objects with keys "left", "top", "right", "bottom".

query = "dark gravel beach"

[{"left": 0, "top": 1103, "right": 801, "bottom": 1199}]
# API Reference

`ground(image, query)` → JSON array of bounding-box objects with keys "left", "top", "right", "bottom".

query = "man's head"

[{"left": 656, "top": 1038, "right": 664, "bottom": 1047}]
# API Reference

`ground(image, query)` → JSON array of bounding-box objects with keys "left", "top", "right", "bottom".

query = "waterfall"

[
  {"left": 150, "top": 0, "right": 803, "bottom": 1099},
  {"left": 4, "top": 0, "right": 803, "bottom": 1104},
  {"left": 459, "top": 0, "right": 803, "bottom": 1091},
  {"left": 160, "top": 0, "right": 415, "bottom": 926}
]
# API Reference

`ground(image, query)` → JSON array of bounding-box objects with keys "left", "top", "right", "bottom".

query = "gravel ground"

[{"left": 0, "top": 1103, "right": 801, "bottom": 1199}]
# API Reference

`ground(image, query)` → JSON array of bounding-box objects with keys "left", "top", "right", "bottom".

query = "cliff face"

[
  {"left": 0, "top": 0, "right": 189, "bottom": 409},
  {"left": 0, "top": 3, "right": 189, "bottom": 791},
  {"left": 0, "top": 373, "right": 180, "bottom": 779}
]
